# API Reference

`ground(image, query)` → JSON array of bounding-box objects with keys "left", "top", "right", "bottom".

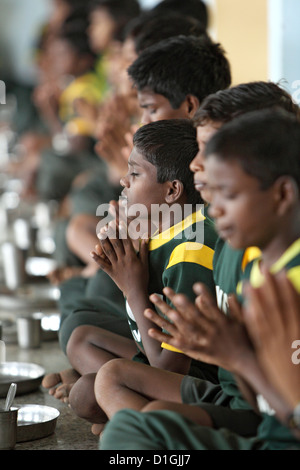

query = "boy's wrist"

[
  {"left": 126, "top": 287, "right": 149, "bottom": 305},
  {"left": 230, "top": 349, "right": 256, "bottom": 376}
]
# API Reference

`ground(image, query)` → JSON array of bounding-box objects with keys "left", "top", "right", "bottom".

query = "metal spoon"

[{"left": 4, "top": 383, "right": 17, "bottom": 411}]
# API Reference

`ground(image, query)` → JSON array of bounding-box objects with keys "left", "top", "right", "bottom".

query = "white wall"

[
  {"left": 0, "top": 0, "right": 52, "bottom": 85},
  {"left": 268, "top": 0, "right": 300, "bottom": 101}
]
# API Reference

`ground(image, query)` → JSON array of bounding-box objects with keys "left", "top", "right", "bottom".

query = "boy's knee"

[
  {"left": 66, "top": 215, "right": 82, "bottom": 244},
  {"left": 66, "top": 325, "right": 91, "bottom": 357},
  {"left": 95, "top": 358, "right": 127, "bottom": 399},
  {"left": 141, "top": 400, "right": 171, "bottom": 413}
]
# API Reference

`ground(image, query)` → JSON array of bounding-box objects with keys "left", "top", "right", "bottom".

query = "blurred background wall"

[
  {"left": 0, "top": 0, "right": 52, "bottom": 85},
  {"left": 0, "top": 0, "right": 299, "bottom": 97}
]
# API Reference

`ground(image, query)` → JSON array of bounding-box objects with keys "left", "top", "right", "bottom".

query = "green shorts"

[
  {"left": 181, "top": 375, "right": 261, "bottom": 437},
  {"left": 58, "top": 272, "right": 131, "bottom": 354},
  {"left": 100, "top": 408, "right": 265, "bottom": 450}
]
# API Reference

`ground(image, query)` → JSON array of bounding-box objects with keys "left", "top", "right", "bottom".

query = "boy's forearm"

[
  {"left": 126, "top": 290, "right": 160, "bottom": 356},
  {"left": 126, "top": 291, "right": 191, "bottom": 373},
  {"left": 233, "top": 352, "right": 292, "bottom": 421}
]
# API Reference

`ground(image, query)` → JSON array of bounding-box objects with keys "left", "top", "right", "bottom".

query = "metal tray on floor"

[
  {"left": 0, "top": 362, "right": 45, "bottom": 397},
  {"left": 16, "top": 404, "right": 60, "bottom": 442}
]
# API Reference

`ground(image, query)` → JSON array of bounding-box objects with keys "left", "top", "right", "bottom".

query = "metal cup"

[
  {"left": 0, "top": 339, "right": 5, "bottom": 362},
  {"left": 1, "top": 241, "right": 26, "bottom": 290},
  {"left": 16, "top": 314, "right": 42, "bottom": 349},
  {"left": 0, "top": 407, "right": 18, "bottom": 449}
]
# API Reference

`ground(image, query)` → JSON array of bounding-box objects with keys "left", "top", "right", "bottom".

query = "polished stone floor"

[{"left": 1, "top": 339, "right": 99, "bottom": 450}]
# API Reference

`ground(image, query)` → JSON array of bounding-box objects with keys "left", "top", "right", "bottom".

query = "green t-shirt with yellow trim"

[
  {"left": 213, "top": 238, "right": 261, "bottom": 410},
  {"left": 125, "top": 208, "right": 218, "bottom": 378},
  {"left": 237, "top": 237, "right": 300, "bottom": 449},
  {"left": 213, "top": 237, "right": 260, "bottom": 314}
]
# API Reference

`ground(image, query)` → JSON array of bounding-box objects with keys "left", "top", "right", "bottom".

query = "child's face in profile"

[
  {"left": 120, "top": 147, "right": 170, "bottom": 221},
  {"left": 48, "top": 38, "right": 78, "bottom": 77},
  {"left": 190, "top": 121, "right": 222, "bottom": 203},
  {"left": 137, "top": 89, "right": 192, "bottom": 125},
  {"left": 89, "top": 8, "right": 116, "bottom": 53},
  {"left": 205, "top": 154, "right": 277, "bottom": 250}
]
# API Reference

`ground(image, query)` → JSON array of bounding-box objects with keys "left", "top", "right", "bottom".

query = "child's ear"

[
  {"left": 274, "top": 176, "right": 299, "bottom": 215},
  {"left": 185, "top": 95, "right": 200, "bottom": 118},
  {"left": 165, "top": 180, "right": 184, "bottom": 203}
]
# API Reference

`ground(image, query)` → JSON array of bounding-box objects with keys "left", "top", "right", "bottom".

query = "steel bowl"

[
  {"left": 16, "top": 404, "right": 60, "bottom": 442},
  {"left": 0, "top": 362, "right": 45, "bottom": 397}
]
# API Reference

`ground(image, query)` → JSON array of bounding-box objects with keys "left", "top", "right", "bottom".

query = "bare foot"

[
  {"left": 42, "top": 368, "right": 81, "bottom": 402},
  {"left": 91, "top": 423, "right": 106, "bottom": 436},
  {"left": 50, "top": 383, "right": 75, "bottom": 403}
]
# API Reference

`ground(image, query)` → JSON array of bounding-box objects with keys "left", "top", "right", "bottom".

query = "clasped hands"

[
  {"left": 144, "top": 284, "right": 252, "bottom": 373},
  {"left": 144, "top": 269, "right": 300, "bottom": 405},
  {"left": 90, "top": 219, "right": 149, "bottom": 299}
]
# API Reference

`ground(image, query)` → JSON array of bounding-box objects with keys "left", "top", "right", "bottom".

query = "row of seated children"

[
  {"left": 96, "top": 108, "right": 300, "bottom": 450},
  {"left": 10, "top": 1, "right": 107, "bottom": 200},
  {"left": 43, "top": 10, "right": 220, "bottom": 373},
  {"left": 50, "top": 4, "right": 213, "bottom": 282},
  {"left": 7, "top": 0, "right": 210, "bottom": 279},
  {"left": 85, "top": 86, "right": 300, "bottom": 449},
  {"left": 41, "top": 30, "right": 232, "bottom": 399},
  {"left": 41, "top": 10, "right": 232, "bottom": 391},
  {"left": 42, "top": 79, "right": 300, "bottom": 450},
  {"left": 38, "top": 0, "right": 300, "bottom": 450}
]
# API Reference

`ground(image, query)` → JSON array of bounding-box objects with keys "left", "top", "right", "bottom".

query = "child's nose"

[
  {"left": 120, "top": 176, "right": 129, "bottom": 188},
  {"left": 208, "top": 202, "right": 224, "bottom": 220},
  {"left": 141, "top": 111, "right": 151, "bottom": 125},
  {"left": 190, "top": 153, "right": 205, "bottom": 173}
]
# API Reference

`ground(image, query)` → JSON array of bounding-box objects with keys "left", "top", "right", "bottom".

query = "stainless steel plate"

[
  {"left": 0, "top": 362, "right": 45, "bottom": 397},
  {"left": 16, "top": 404, "right": 60, "bottom": 442}
]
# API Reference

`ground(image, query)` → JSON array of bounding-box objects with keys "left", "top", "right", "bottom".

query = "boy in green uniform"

[
  {"left": 189, "top": 82, "right": 299, "bottom": 412},
  {"left": 99, "top": 109, "right": 300, "bottom": 450},
  {"left": 56, "top": 15, "right": 212, "bottom": 275},
  {"left": 62, "top": 119, "right": 218, "bottom": 424}
]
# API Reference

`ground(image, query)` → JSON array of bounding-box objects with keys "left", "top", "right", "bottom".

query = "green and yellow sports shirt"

[
  {"left": 213, "top": 237, "right": 260, "bottom": 314},
  {"left": 240, "top": 238, "right": 300, "bottom": 449},
  {"left": 213, "top": 238, "right": 261, "bottom": 410},
  {"left": 237, "top": 237, "right": 300, "bottom": 294},
  {"left": 125, "top": 208, "right": 217, "bottom": 354}
]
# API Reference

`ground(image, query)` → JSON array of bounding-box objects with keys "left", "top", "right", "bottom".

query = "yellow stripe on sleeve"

[
  {"left": 241, "top": 246, "right": 261, "bottom": 271},
  {"left": 287, "top": 266, "right": 300, "bottom": 293},
  {"left": 161, "top": 342, "right": 183, "bottom": 353},
  {"left": 166, "top": 242, "right": 214, "bottom": 271}
]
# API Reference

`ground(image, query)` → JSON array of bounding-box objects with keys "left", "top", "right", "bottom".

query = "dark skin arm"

[
  {"left": 243, "top": 270, "right": 300, "bottom": 435},
  {"left": 90, "top": 220, "right": 192, "bottom": 374},
  {"left": 145, "top": 284, "right": 252, "bottom": 371},
  {"left": 145, "top": 283, "right": 292, "bottom": 419}
]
